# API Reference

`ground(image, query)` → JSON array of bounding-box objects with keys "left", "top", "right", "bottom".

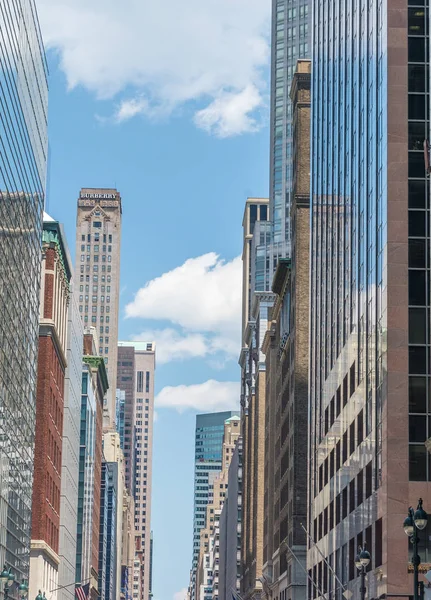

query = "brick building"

[{"left": 29, "top": 214, "right": 72, "bottom": 600}]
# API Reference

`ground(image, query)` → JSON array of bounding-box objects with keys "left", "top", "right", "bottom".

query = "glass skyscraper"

[
  {"left": 308, "top": 2, "right": 430, "bottom": 599},
  {"left": 0, "top": 0, "right": 48, "bottom": 580},
  {"left": 269, "top": 0, "right": 311, "bottom": 256},
  {"left": 189, "top": 411, "right": 239, "bottom": 600}
]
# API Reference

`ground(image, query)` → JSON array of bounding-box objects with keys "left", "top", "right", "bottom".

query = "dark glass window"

[
  {"left": 409, "top": 121, "right": 426, "bottom": 149},
  {"left": 409, "top": 180, "right": 427, "bottom": 208},
  {"left": 375, "top": 518, "right": 383, "bottom": 568},
  {"left": 260, "top": 205, "right": 268, "bottom": 221},
  {"left": 409, "top": 151, "right": 426, "bottom": 178},
  {"left": 409, "top": 210, "right": 426, "bottom": 237},
  {"left": 409, "top": 270, "right": 426, "bottom": 305},
  {"left": 409, "top": 8, "right": 425, "bottom": 35},
  {"left": 409, "top": 444, "right": 427, "bottom": 481},
  {"left": 409, "top": 94, "right": 426, "bottom": 120},
  {"left": 409, "top": 307, "right": 427, "bottom": 344},
  {"left": 409, "top": 64, "right": 426, "bottom": 92},
  {"left": 409, "top": 239, "right": 426, "bottom": 268},
  {"left": 408, "top": 37, "right": 425, "bottom": 62},
  {"left": 409, "top": 346, "right": 427, "bottom": 374},
  {"left": 410, "top": 415, "right": 427, "bottom": 442},
  {"left": 409, "top": 377, "right": 427, "bottom": 413}
]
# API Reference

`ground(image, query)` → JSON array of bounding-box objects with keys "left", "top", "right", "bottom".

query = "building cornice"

[
  {"left": 83, "top": 355, "right": 109, "bottom": 397},
  {"left": 39, "top": 323, "right": 68, "bottom": 370},
  {"left": 30, "top": 540, "right": 60, "bottom": 566}
]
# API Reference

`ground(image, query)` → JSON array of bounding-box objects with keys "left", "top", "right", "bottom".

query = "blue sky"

[{"left": 38, "top": 2, "right": 270, "bottom": 598}]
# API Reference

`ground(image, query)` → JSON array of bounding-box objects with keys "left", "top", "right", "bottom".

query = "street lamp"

[
  {"left": 404, "top": 498, "right": 428, "bottom": 600},
  {"left": 355, "top": 544, "right": 371, "bottom": 600},
  {"left": 17, "top": 582, "right": 28, "bottom": 599},
  {"left": 0, "top": 566, "right": 15, "bottom": 600}
]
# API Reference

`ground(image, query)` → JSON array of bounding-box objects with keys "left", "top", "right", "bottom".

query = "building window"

[
  {"left": 146, "top": 372, "right": 150, "bottom": 393},
  {"left": 137, "top": 371, "right": 144, "bottom": 393}
]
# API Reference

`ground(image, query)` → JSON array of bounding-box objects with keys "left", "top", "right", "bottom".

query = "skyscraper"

[
  {"left": 74, "top": 188, "right": 122, "bottom": 428},
  {"left": 269, "top": 0, "right": 311, "bottom": 256},
  {"left": 189, "top": 411, "right": 239, "bottom": 600},
  {"left": 308, "top": 2, "right": 429, "bottom": 599},
  {"left": 0, "top": 0, "right": 48, "bottom": 581},
  {"left": 117, "top": 341, "right": 156, "bottom": 600}
]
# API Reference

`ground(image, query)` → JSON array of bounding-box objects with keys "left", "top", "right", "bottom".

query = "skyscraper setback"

[{"left": 74, "top": 188, "right": 122, "bottom": 427}]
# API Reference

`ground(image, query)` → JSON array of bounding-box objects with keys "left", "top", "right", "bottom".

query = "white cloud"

[
  {"left": 173, "top": 589, "right": 188, "bottom": 600},
  {"left": 131, "top": 328, "right": 208, "bottom": 364},
  {"left": 131, "top": 328, "right": 238, "bottom": 365},
  {"left": 126, "top": 253, "right": 241, "bottom": 364},
  {"left": 156, "top": 380, "right": 239, "bottom": 413},
  {"left": 115, "top": 97, "right": 150, "bottom": 123},
  {"left": 38, "top": 0, "right": 270, "bottom": 136},
  {"left": 194, "top": 85, "right": 264, "bottom": 137}
]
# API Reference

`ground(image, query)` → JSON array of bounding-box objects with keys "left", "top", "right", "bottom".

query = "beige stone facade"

[{"left": 74, "top": 188, "right": 122, "bottom": 429}]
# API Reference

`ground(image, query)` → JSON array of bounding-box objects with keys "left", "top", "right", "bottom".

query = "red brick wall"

[
  {"left": 31, "top": 335, "right": 65, "bottom": 554},
  {"left": 43, "top": 248, "right": 55, "bottom": 320}
]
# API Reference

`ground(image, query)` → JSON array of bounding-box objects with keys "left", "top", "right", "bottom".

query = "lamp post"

[
  {"left": 0, "top": 567, "right": 28, "bottom": 600},
  {"left": 355, "top": 544, "right": 371, "bottom": 600},
  {"left": 404, "top": 498, "right": 428, "bottom": 600}
]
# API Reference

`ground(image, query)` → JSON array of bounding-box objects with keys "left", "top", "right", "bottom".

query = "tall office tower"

[
  {"left": 74, "top": 188, "right": 122, "bottom": 428},
  {"left": 0, "top": 0, "right": 48, "bottom": 581},
  {"left": 218, "top": 437, "right": 243, "bottom": 600},
  {"left": 58, "top": 294, "right": 84, "bottom": 600},
  {"left": 189, "top": 411, "right": 239, "bottom": 600},
  {"left": 262, "top": 61, "right": 311, "bottom": 600},
  {"left": 118, "top": 341, "right": 156, "bottom": 600},
  {"left": 117, "top": 345, "right": 137, "bottom": 493},
  {"left": 29, "top": 215, "right": 72, "bottom": 600},
  {"left": 76, "top": 331, "right": 109, "bottom": 600},
  {"left": 195, "top": 416, "right": 241, "bottom": 600},
  {"left": 269, "top": 0, "right": 311, "bottom": 257},
  {"left": 308, "top": 3, "right": 431, "bottom": 599}
]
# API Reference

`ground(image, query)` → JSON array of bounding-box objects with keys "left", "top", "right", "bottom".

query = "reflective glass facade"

[
  {"left": 269, "top": 0, "right": 311, "bottom": 253},
  {"left": 308, "top": 1, "right": 431, "bottom": 599},
  {"left": 309, "top": 0, "right": 387, "bottom": 597},
  {"left": 0, "top": 0, "right": 48, "bottom": 580},
  {"left": 190, "top": 411, "right": 239, "bottom": 600}
]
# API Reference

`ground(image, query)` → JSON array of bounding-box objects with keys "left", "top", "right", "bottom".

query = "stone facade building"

[{"left": 74, "top": 188, "right": 122, "bottom": 429}]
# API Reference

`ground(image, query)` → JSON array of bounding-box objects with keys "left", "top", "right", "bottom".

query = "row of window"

[
  {"left": 80, "top": 274, "right": 111, "bottom": 283},
  {"left": 79, "top": 264, "right": 112, "bottom": 274},
  {"left": 81, "top": 233, "right": 112, "bottom": 243},
  {"left": 80, "top": 254, "right": 112, "bottom": 263}
]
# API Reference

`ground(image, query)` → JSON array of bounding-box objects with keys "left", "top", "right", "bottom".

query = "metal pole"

[
  {"left": 360, "top": 566, "right": 366, "bottom": 600},
  {"left": 413, "top": 530, "right": 419, "bottom": 600}
]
